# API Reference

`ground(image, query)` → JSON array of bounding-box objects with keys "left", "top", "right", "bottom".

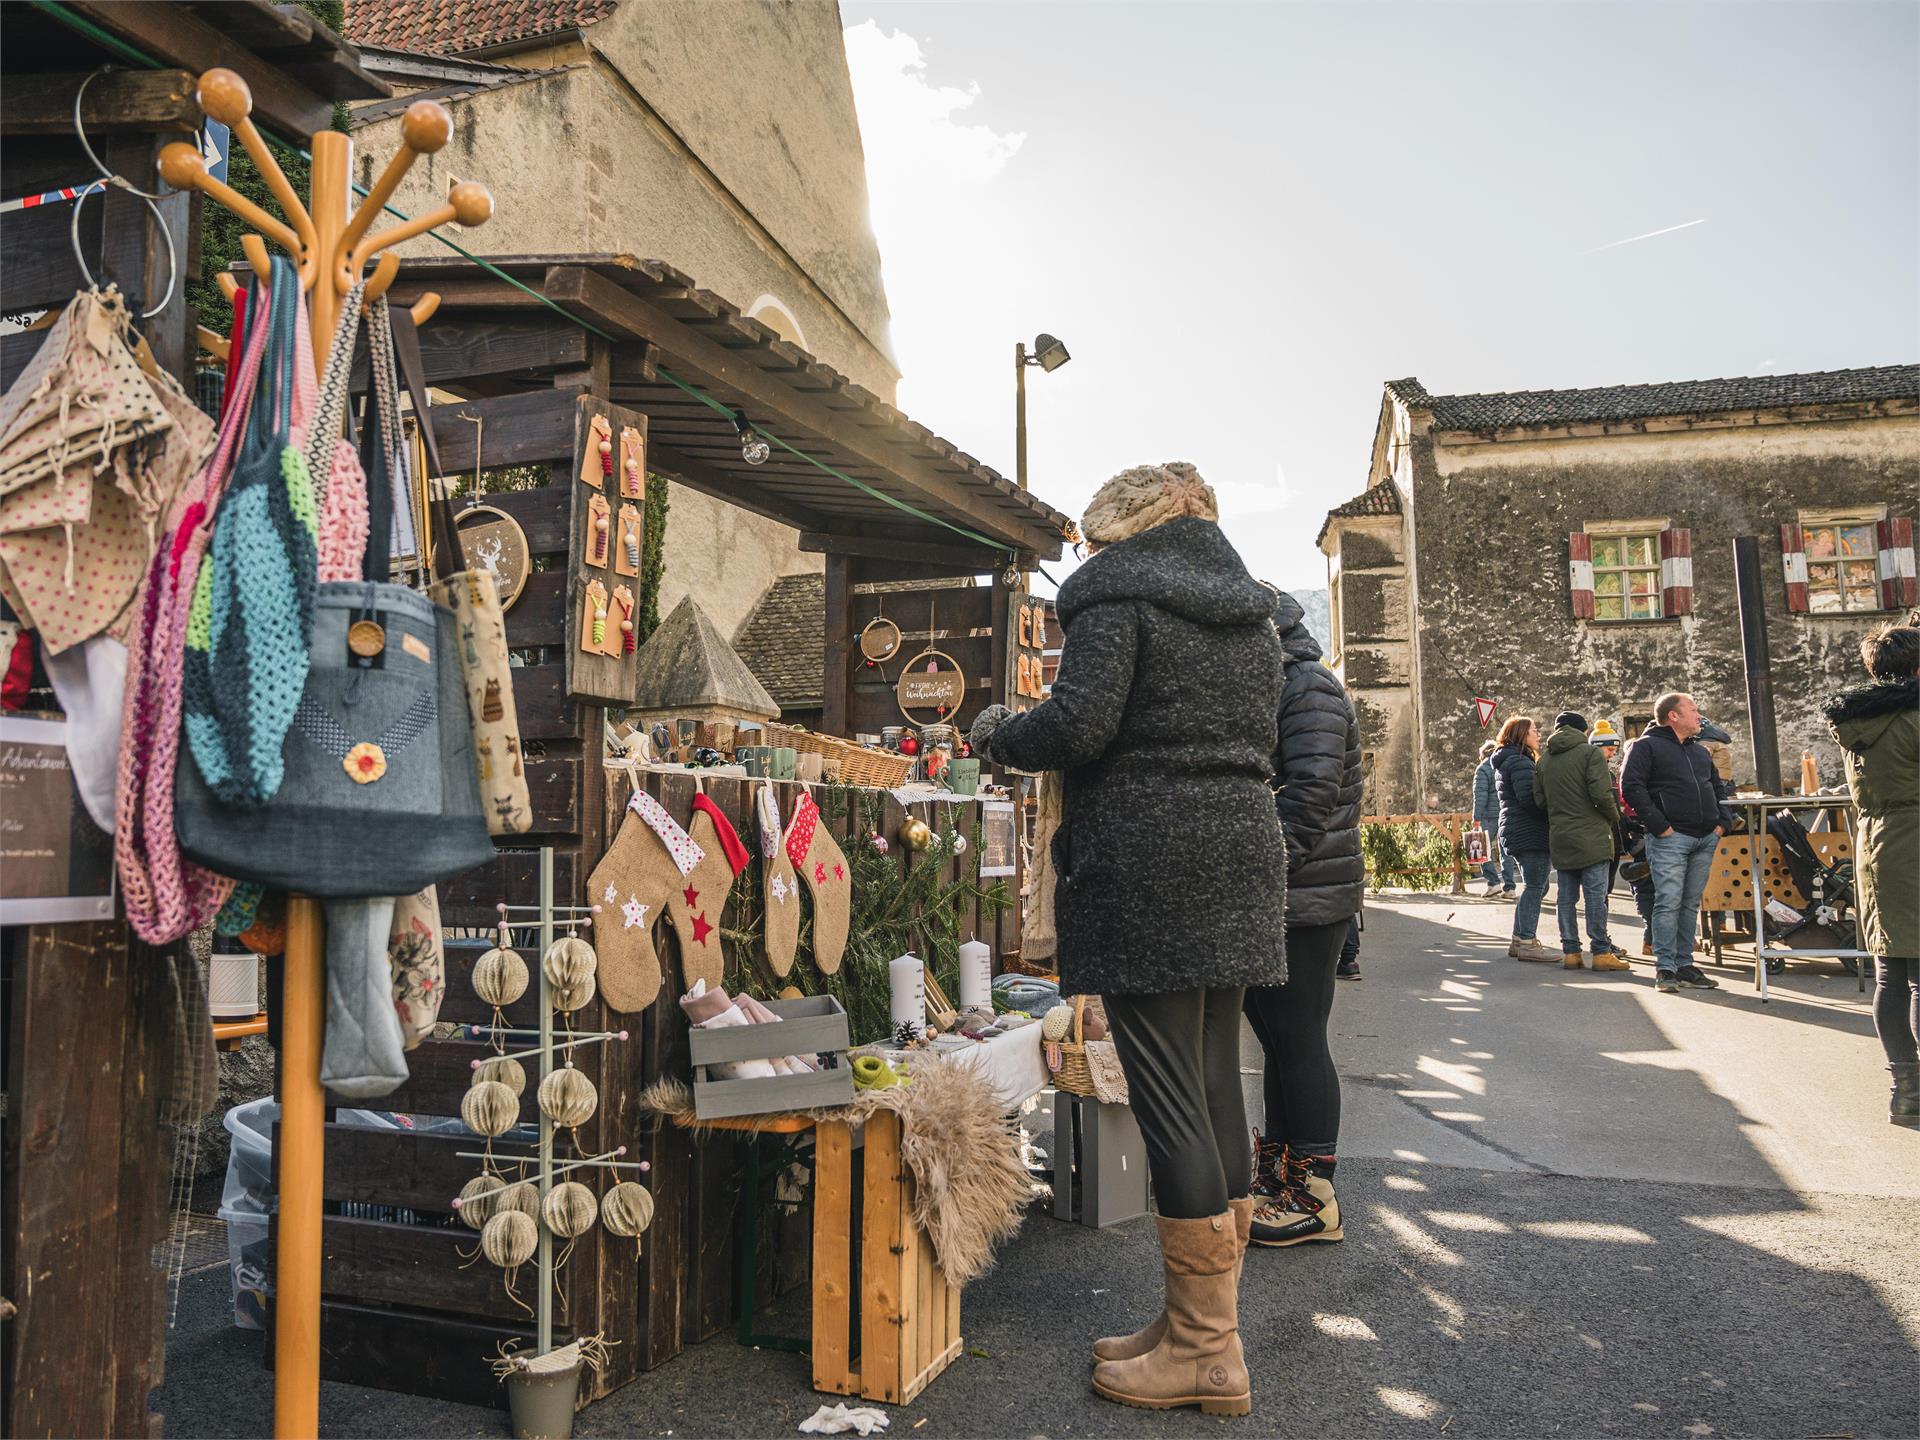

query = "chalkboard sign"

[{"left": 0, "top": 716, "right": 115, "bottom": 924}]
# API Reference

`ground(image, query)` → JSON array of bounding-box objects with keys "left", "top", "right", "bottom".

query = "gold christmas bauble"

[{"left": 901, "top": 818, "right": 932, "bottom": 851}]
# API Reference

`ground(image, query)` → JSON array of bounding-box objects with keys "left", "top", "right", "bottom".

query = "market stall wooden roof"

[{"left": 382, "top": 254, "right": 1071, "bottom": 561}]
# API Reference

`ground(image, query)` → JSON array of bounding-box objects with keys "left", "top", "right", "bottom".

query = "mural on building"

[{"left": 1320, "top": 365, "right": 1919, "bottom": 813}]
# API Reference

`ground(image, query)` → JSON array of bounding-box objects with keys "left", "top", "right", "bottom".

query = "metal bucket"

[{"left": 506, "top": 1363, "right": 582, "bottom": 1440}]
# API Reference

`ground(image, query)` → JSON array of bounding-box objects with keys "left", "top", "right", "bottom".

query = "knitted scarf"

[{"left": 181, "top": 258, "right": 319, "bottom": 806}]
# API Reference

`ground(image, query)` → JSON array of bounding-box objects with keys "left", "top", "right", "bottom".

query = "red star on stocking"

[
  {"left": 690, "top": 912, "right": 714, "bottom": 946},
  {"left": 682, "top": 883, "right": 700, "bottom": 909},
  {"left": 832, "top": 863, "right": 844, "bottom": 881},
  {"left": 814, "top": 861, "right": 827, "bottom": 885}
]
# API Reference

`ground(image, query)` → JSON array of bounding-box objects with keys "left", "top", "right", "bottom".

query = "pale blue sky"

[{"left": 840, "top": 1, "right": 1919, "bottom": 591}]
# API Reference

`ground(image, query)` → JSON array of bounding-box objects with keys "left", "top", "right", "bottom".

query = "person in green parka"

[
  {"left": 1533, "top": 711, "right": 1633, "bottom": 971},
  {"left": 1824, "top": 624, "right": 1920, "bottom": 1128}
]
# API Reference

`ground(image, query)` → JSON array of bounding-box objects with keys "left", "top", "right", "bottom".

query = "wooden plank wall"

[{"left": 844, "top": 583, "right": 994, "bottom": 742}]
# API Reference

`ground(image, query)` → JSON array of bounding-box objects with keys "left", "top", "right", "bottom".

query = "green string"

[{"left": 29, "top": 0, "right": 1014, "bottom": 553}]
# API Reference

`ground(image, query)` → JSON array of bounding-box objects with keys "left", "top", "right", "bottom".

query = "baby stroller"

[{"left": 1758, "top": 811, "right": 1860, "bottom": 975}]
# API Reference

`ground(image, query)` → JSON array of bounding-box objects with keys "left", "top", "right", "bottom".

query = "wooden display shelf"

[{"left": 811, "top": 1111, "right": 961, "bottom": 1406}]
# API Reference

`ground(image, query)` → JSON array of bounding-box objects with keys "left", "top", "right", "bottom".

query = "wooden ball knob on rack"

[
  {"left": 195, "top": 67, "right": 254, "bottom": 126},
  {"left": 400, "top": 100, "right": 454, "bottom": 154}
]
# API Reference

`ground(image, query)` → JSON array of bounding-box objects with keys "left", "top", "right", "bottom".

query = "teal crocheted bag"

[{"left": 182, "top": 258, "right": 319, "bottom": 806}]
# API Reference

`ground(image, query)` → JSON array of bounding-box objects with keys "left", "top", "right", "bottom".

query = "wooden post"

[
  {"left": 275, "top": 897, "right": 326, "bottom": 1439},
  {"left": 823, "top": 554, "right": 852, "bottom": 736}
]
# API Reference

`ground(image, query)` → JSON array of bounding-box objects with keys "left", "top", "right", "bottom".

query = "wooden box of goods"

[
  {"left": 763, "top": 722, "right": 915, "bottom": 789},
  {"left": 811, "top": 1111, "right": 962, "bottom": 1406},
  {"left": 689, "top": 994, "right": 853, "bottom": 1120}
]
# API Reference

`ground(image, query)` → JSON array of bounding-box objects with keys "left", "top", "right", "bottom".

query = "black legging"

[
  {"left": 1243, "top": 919, "right": 1345, "bottom": 1158},
  {"left": 1103, "top": 988, "right": 1249, "bottom": 1219},
  {"left": 1875, "top": 956, "right": 1920, "bottom": 1065}
]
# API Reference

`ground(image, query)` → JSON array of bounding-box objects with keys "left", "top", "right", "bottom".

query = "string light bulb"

[{"left": 733, "top": 411, "right": 771, "bottom": 466}]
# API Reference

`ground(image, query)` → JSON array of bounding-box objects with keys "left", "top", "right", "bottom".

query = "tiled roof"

[
  {"left": 350, "top": 64, "right": 571, "bottom": 127},
  {"left": 1316, "top": 480, "right": 1401, "bottom": 547},
  {"left": 732, "top": 573, "right": 825, "bottom": 709},
  {"left": 343, "top": 0, "right": 614, "bottom": 55},
  {"left": 1396, "top": 365, "right": 1919, "bottom": 433}
]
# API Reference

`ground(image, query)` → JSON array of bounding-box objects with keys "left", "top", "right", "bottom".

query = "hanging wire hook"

[{"left": 69, "top": 68, "right": 181, "bottom": 318}]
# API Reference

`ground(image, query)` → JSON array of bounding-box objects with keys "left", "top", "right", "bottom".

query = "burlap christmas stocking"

[
  {"left": 785, "top": 790, "right": 850, "bottom": 974},
  {"left": 668, "top": 792, "right": 750, "bottom": 992},
  {"left": 586, "top": 786, "right": 702, "bottom": 1013},
  {"left": 756, "top": 783, "right": 800, "bottom": 977}
]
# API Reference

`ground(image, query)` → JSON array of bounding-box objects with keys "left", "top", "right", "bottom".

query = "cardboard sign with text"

[{"left": 0, "top": 716, "right": 116, "bottom": 924}]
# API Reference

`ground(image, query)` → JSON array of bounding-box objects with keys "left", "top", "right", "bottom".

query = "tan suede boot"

[
  {"left": 1091, "top": 1212, "right": 1251, "bottom": 1416},
  {"left": 1091, "top": 1195, "right": 1253, "bottom": 1364}
]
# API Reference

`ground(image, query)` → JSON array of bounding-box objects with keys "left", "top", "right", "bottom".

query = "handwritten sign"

[
  {"left": 0, "top": 716, "right": 116, "bottom": 924},
  {"left": 897, "top": 668, "right": 966, "bottom": 711}
]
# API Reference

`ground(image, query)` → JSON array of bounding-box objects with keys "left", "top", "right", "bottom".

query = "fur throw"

[
  {"left": 1081, "top": 461, "right": 1217, "bottom": 544},
  {"left": 640, "top": 1057, "right": 1029, "bottom": 1285}
]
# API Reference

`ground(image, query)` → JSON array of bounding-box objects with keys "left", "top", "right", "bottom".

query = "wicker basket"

[
  {"left": 764, "top": 723, "right": 914, "bottom": 789},
  {"left": 1046, "top": 994, "right": 1096, "bottom": 1097}
]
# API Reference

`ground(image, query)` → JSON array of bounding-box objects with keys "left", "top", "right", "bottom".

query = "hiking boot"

[
  {"left": 1590, "top": 947, "right": 1633, "bottom": 972},
  {"left": 1890, "top": 1062, "right": 1920, "bottom": 1128},
  {"left": 1655, "top": 972, "right": 1680, "bottom": 993},
  {"left": 1336, "top": 957, "right": 1362, "bottom": 981},
  {"left": 1509, "top": 938, "right": 1560, "bottom": 963},
  {"left": 1562, "top": 950, "right": 1585, "bottom": 969},
  {"left": 1249, "top": 1153, "right": 1343, "bottom": 1248},
  {"left": 1092, "top": 1212, "right": 1251, "bottom": 1416},
  {"left": 1640, "top": 939, "right": 1656, "bottom": 957},
  {"left": 1094, "top": 1176, "right": 1254, "bottom": 1365},
  {"left": 1676, "top": 965, "right": 1719, "bottom": 990}
]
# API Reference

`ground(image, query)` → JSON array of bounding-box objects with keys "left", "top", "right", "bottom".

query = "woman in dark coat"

[
  {"left": 1242, "top": 587, "right": 1361, "bottom": 1249},
  {"left": 971, "top": 462, "right": 1284, "bottom": 1417},
  {"left": 1491, "top": 716, "right": 1559, "bottom": 962}
]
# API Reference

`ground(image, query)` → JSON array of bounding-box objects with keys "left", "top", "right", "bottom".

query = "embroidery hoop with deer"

[{"left": 454, "top": 505, "right": 530, "bottom": 610}]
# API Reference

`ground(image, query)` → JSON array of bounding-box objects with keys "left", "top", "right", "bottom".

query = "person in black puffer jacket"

[
  {"left": 968, "top": 462, "right": 1284, "bottom": 1416},
  {"left": 1242, "top": 588, "right": 1361, "bottom": 1250},
  {"left": 1491, "top": 717, "right": 1560, "bottom": 962}
]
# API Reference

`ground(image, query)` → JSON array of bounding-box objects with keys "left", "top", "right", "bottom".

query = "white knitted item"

[{"left": 1080, "top": 461, "right": 1218, "bottom": 544}]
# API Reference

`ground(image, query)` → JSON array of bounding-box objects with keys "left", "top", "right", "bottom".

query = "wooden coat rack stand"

[{"left": 156, "top": 66, "right": 493, "bottom": 1440}]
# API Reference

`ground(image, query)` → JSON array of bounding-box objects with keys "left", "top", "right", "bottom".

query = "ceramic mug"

[
  {"left": 771, "top": 747, "right": 797, "bottom": 780},
  {"left": 737, "top": 746, "right": 768, "bottom": 777},
  {"left": 947, "top": 758, "right": 981, "bottom": 796}
]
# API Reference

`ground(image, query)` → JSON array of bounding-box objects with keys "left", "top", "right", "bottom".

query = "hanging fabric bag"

[
  {"left": 174, "top": 295, "right": 492, "bottom": 897},
  {"left": 115, "top": 279, "right": 272, "bottom": 943}
]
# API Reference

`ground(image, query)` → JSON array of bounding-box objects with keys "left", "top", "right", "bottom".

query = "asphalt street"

[{"left": 159, "top": 894, "right": 1920, "bottom": 1438}]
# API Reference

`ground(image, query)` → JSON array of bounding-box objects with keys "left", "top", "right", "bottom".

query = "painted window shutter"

[
  {"left": 1659, "top": 526, "right": 1693, "bottom": 616},
  {"left": 1568, "top": 532, "right": 1595, "bottom": 619},
  {"left": 1779, "top": 523, "right": 1809, "bottom": 612},
  {"left": 1877, "top": 515, "right": 1917, "bottom": 610}
]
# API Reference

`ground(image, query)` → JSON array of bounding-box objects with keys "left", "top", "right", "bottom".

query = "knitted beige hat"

[{"left": 1080, "top": 462, "right": 1218, "bottom": 544}]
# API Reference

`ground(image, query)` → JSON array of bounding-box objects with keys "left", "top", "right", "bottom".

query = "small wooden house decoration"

[{"left": 629, "top": 596, "right": 781, "bottom": 727}]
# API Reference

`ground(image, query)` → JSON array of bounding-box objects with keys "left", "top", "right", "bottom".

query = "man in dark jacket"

[
  {"left": 1243, "top": 589, "right": 1362, "bottom": 1249},
  {"left": 1532, "top": 711, "right": 1631, "bottom": 971},
  {"left": 1621, "top": 692, "right": 1736, "bottom": 993}
]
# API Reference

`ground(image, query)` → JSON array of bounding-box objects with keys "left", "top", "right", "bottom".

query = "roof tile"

[
  {"left": 731, "top": 573, "right": 825, "bottom": 709},
  {"left": 343, "top": 0, "right": 615, "bottom": 55}
]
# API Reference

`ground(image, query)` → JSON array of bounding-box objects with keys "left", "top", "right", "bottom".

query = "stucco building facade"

[
  {"left": 1319, "top": 366, "right": 1920, "bottom": 814},
  {"left": 344, "top": 0, "right": 895, "bottom": 635}
]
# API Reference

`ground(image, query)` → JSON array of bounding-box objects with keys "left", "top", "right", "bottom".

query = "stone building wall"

[
  {"left": 1406, "top": 413, "right": 1918, "bottom": 812},
  {"left": 1326, "top": 512, "right": 1417, "bottom": 813}
]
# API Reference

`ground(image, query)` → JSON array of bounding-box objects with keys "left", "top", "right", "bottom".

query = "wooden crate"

[
  {"left": 811, "top": 1112, "right": 962, "bottom": 1406},
  {"left": 690, "top": 995, "right": 853, "bottom": 1120}
]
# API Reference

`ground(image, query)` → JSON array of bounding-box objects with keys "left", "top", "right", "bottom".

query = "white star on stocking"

[
  {"left": 771, "top": 874, "right": 791, "bottom": 904},
  {"left": 603, "top": 882, "right": 618, "bottom": 904},
  {"left": 622, "top": 896, "right": 649, "bottom": 929}
]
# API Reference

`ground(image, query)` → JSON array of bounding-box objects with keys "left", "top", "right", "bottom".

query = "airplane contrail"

[{"left": 1580, "top": 217, "right": 1708, "bottom": 256}]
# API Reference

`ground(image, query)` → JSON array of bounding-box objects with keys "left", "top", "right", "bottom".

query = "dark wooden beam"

[
  {"left": 0, "top": 70, "right": 200, "bottom": 135},
  {"left": 647, "top": 441, "right": 832, "bottom": 534},
  {"left": 65, "top": 2, "right": 345, "bottom": 139},
  {"left": 799, "top": 530, "right": 1000, "bottom": 571},
  {"left": 543, "top": 266, "right": 1060, "bottom": 558},
  {"left": 823, "top": 554, "right": 852, "bottom": 736},
  {"left": 425, "top": 389, "right": 586, "bottom": 475},
  {"left": 349, "top": 314, "right": 587, "bottom": 388}
]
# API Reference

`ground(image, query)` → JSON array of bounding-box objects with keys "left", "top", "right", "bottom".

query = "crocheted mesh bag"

[{"left": 181, "top": 257, "right": 319, "bottom": 807}]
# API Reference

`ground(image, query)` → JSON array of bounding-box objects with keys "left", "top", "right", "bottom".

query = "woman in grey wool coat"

[{"left": 970, "top": 462, "right": 1287, "bottom": 1418}]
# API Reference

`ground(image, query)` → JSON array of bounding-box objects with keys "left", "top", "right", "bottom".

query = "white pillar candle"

[
  {"left": 958, "top": 939, "right": 992, "bottom": 1009},
  {"left": 889, "top": 953, "right": 925, "bottom": 1035}
]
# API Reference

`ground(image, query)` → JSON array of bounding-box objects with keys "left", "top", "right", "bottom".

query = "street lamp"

[{"left": 1015, "top": 331, "right": 1070, "bottom": 490}]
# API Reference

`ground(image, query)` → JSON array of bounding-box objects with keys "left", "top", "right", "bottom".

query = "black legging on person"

[
  {"left": 1243, "top": 919, "right": 1345, "bottom": 1157},
  {"left": 1102, "top": 988, "right": 1250, "bottom": 1219},
  {"left": 1876, "top": 957, "right": 1920, "bottom": 1065}
]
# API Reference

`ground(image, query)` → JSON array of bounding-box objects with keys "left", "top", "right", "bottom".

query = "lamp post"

[{"left": 1014, "top": 331, "right": 1070, "bottom": 490}]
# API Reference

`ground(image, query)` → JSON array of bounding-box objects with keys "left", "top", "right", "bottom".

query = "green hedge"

[{"left": 1361, "top": 820, "right": 1457, "bottom": 892}]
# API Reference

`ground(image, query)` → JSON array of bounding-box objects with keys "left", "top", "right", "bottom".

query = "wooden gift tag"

[
  {"left": 614, "top": 502, "right": 643, "bottom": 576},
  {"left": 586, "top": 492, "right": 612, "bottom": 568},
  {"left": 619, "top": 424, "right": 646, "bottom": 499},
  {"left": 580, "top": 579, "right": 610, "bottom": 654},
  {"left": 609, "top": 584, "right": 636, "bottom": 656},
  {"left": 579, "top": 414, "right": 611, "bottom": 489}
]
